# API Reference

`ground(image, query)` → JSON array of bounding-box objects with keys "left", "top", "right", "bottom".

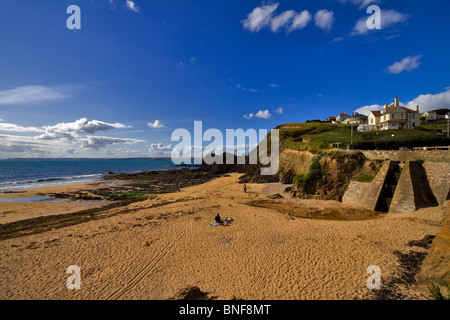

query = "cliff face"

[
  {"left": 288, "top": 151, "right": 368, "bottom": 201},
  {"left": 416, "top": 203, "right": 450, "bottom": 297},
  {"left": 225, "top": 147, "right": 377, "bottom": 201},
  {"left": 277, "top": 149, "right": 314, "bottom": 184}
]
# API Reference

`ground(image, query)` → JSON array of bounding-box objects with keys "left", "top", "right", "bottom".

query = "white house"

[
  {"left": 357, "top": 124, "right": 370, "bottom": 132},
  {"left": 342, "top": 113, "right": 368, "bottom": 125},
  {"left": 421, "top": 111, "right": 437, "bottom": 120},
  {"left": 368, "top": 97, "right": 421, "bottom": 131},
  {"left": 336, "top": 113, "right": 351, "bottom": 123}
]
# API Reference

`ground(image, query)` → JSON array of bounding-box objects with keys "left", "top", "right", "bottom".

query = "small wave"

[
  {"left": 36, "top": 178, "right": 65, "bottom": 183},
  {"left": 0, "top": 174, "right": 103, "bottom": 192}
]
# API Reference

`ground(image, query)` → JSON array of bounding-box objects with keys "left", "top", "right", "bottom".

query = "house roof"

[
  {"left": 370, "top": 111, "right": 381, "bottom": 117},
  {"left": 371, "top": 104, "right": 417, "bottom": 117},
  {"left": 400, "top": 106, "right": 416, "bottom": 113},
  {"left": 384, "top": 104, "right": 416, "bottom": 114}
]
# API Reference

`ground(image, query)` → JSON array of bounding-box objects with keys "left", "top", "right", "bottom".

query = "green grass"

[
  {"left": 292, "top": 156, "right": 323, "bottom": 190},
  {"left": 52, "top": 193, "right": 103, "bottom": 201},
  {"left": 353, "top": 173, "right": 375, "bottom": 183},
  {"left": 424, "top": 281, "right": 450, "bottom": 300},
  {"left": 105, "top": 190, "right": 170, "bottom": 201},
  {"left": 417, "top": 119, "right": 448, "bottom": 132},
  {"left": 278, "top": 122, "right": 449, "bottom": 152}
]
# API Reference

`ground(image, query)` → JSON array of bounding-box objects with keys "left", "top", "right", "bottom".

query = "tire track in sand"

[{"left": 105, "top": 219, "right": 191, "bottom": 300}]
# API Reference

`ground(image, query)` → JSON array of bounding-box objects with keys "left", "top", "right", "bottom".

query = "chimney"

[
  {"left": 395, "top": 97, "right": 399, "bottom": 107},
  {"left": 384, "top": 103, "right": 388, "bottom": 110},
  {"left": 415, "top": 105, "right": 419, "bottom": 113}
]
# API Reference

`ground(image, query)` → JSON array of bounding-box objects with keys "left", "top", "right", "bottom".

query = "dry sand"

[{"left": 0, "top": 173, "right": 446, "bottom": 300}]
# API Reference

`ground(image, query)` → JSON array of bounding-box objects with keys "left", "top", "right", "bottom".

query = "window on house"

[
  {"left": 412, "top": 114, "right": 415, "bottom": 119},
  {"left": 384, "top": 116, "right": 386, "bottom": 121},
  {"left": 392, "top": 114, "right": 395, "bottom": 119}
]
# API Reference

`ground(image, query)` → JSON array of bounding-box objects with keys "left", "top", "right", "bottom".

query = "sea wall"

[
  {"left": 423, "top": 161, "right": 450, "bottom": 206},
  {"left": 348, "top": 151, "right": 450, "bottom": 212},
  {"left": 342, "top": 161, "right": 391, "bottom": 210},
  {"left": 362, "top": 150, "right": 450, "bottom": 163},
  {"left": 343, "top": 160, "right": 446, "bottom": 213}
]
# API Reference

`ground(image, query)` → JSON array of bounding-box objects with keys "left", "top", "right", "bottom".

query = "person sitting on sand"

[{"left": 215, "top": 214, "right": 221, "bottom": 224}]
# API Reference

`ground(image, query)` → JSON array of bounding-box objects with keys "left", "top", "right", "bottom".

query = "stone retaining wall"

[
  {"left": 361, "top": 150, "right": 450, "bottom": 163},
  {"left": 423, "top": 162, "right": 450, "bottom": 206},
  {"left": 342, "top": 161, "right": 392, "bottom": 210}
]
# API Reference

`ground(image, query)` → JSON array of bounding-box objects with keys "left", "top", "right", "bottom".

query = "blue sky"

[{"left": 0, "top": 0, "right": 449, "bottom": 158}]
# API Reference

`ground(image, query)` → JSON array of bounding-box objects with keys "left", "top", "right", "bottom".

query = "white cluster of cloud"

[
  {"left": 405, "top": 87, "right": 450, "bottom": 111},
  {"left": 355, "top": 87, "right": 450, "bottom": 115},
  {"left": 37, "top": 118, "right": 130, "bottom": 141},
  {"left": 82, "top": 136, "right": 144, "bottom": 150},
  {"left": 126, "top": 0, "right": 140, "bottom": 12},
  {"left": 241, "top": 2, "right": 333, "bottom": 34},
  {"left": 0, "top": 117, "right": 145, "bottom": 158},
  {"left": 350, "top": 9, "right": 410, "bottom": 36},
  {"left": 314, "top": 10, "right": 335, "bottom": 31},
  {"left": 354, "top": 104, "right": 385, "bottom": 116},
  {"left": 244, "top": 109, "right": 272, "bottom": 120},
  {"left": 241, "top": 2, "right": 279, "bottom": 32},
  {"left": 0, "top": 122, "right": 44, "bottom": 133},
  {"left": 244, "top": 106, "right": 284, "bottom": 120},
  {"left": 109, "top": 0, "right": 140, "bottom": 13},
  {"left": 0, "top": 134, "right": 63, "bottom": 157},
  {"left": 385, "top": 55, "right": 422, "bottom": 74},
  {"left": 147, "top": 120, "right": 166, "bottom": 129},
  {"left": 256, "top": 110, "right": 272, "bottom": 119},
  {"left": 148, "top": 143, "right": 173, "bottom": 157},
  {"left": 152, "top": 142, "right": 260, "bottom": 159},
  {"left": 243, "top": 1, "right": 409, "bottom": 39}
]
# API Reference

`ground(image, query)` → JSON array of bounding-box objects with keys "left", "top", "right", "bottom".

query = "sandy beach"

[{"left": 0, "top": 173, "right": 446, "bottom": 300}]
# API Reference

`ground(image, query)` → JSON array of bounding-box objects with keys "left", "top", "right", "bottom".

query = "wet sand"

[
  {"left": 0, "top": 173, "right": 446, "bottom": 300},
  {"left": 0, "top": 182, "right": 113, "bottom": 224}
]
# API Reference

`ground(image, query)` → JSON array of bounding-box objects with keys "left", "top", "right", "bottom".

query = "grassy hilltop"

[{"left": 276, "top": 121, "right": 449, "bottom": 152}]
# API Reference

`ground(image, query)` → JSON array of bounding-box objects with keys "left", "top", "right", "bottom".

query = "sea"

[{"left": 0, "top": 158, "right": 178, "bottom": 192}]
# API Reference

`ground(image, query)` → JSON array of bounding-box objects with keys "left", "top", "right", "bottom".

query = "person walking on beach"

[{"left": 243, "top": 184, "right": 247, "bottom": 193}]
